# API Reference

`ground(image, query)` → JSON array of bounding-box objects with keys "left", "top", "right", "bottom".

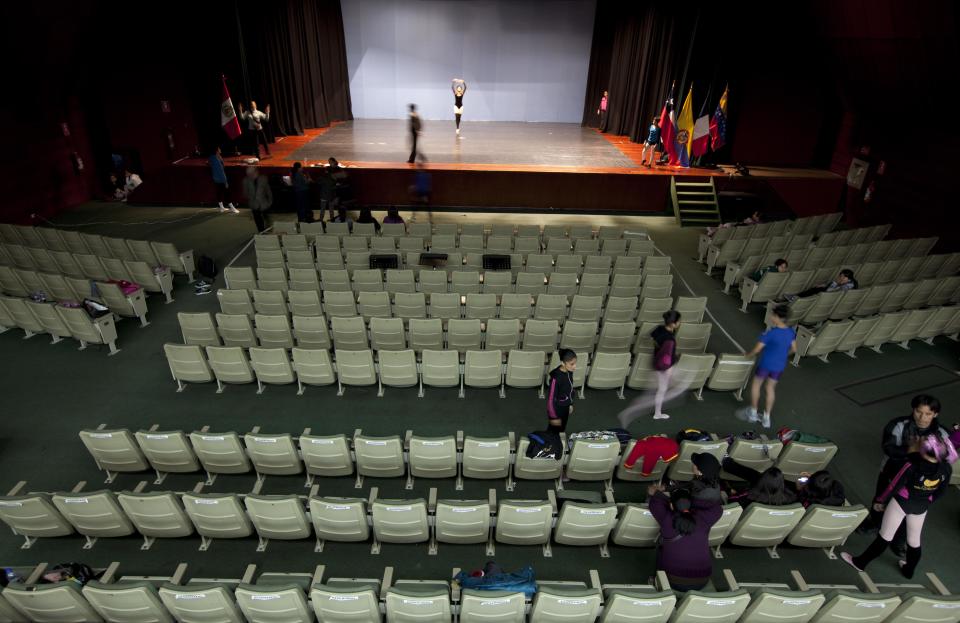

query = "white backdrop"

[{"left": 341, "top": 0, "right": 596, "bottom": 122}]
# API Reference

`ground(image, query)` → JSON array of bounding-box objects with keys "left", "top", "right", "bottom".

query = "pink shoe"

[{"left": 840, "top": 552, "right": 865, "bottom": 572}]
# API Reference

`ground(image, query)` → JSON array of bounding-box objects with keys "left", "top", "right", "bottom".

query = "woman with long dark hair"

[{"left": 648, "top": 486, "right": 722, "bottom": 591}]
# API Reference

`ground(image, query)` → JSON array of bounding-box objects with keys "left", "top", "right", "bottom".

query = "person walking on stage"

[
  {"left": 641, "top": 117, "right": 661, "bottom": 167},
  {"left": 209, "top": 147, "right": 237, "bottom": 213},
  {"left": 452, "top": 79, "right": 467, "bottom": 136},
  {"left": 408, "top": 104, "right": 423, "bottom": 163},
  {"left": 239, "top": 101, "right": 271, "bottom": 159},
  {"left": 243, "top": 165, "right": 272, "bottom": 233},
  {"left": 597, "top": 90, "right": 608, "bottom": 131}
]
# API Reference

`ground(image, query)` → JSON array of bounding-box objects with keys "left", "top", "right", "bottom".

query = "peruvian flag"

[
  {"left": 220, "top": 77, "right": 242, "bottom": 139},
  {"left": 691, "top": 114, "right": 711, "bottom": 157}
]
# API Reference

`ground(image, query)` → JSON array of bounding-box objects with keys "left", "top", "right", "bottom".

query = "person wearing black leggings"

[{"left": 452, "top": 79, "right": 467, "bottom": 137}]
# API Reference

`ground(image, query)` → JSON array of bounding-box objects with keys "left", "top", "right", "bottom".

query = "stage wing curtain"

[
  {"left": 242, "top": 0, "right": 353, "bottom": 136},
  {"left": 582, "top": 1, "right": 695, "bottom": 143}
]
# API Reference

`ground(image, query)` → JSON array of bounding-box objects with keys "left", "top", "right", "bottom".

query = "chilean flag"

[
  {"left": 220, "top": 77, "right": 242, "bottom": 140},
  {"left": 691, "top": 115, "right": 711, "bottom": 157},
  {"left": 659, "top": 95, "right": 677, "bottom": 165}
]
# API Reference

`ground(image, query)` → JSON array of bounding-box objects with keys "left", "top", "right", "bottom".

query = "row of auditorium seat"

[
  {"left": 77, "top": 427, "right": 835, "bottom": 489},
  {"left": 740, "top": 267, "right": 960, "bottom": 313},
  {"left": 256, "top": 231, "right": 655, "bottom": 257},
  {"left": 0, "top": 224, "right": 196, "bottom": 281},
  {"left": 177, "top": 312, "right": 713, "bottom": 360},
  {"left": 723, "top": 243, "right": 954, "bottom": 293},
  {"left": 695, "top": 212, "right": 845, "bottom": 263},
  {"left": 254, "top": 250, "right": 664, "bottom": 278},
  {"left": 162, "top": 344, "right": 739, "bottom": 397},
  {"left": 0, "top": 248, "right": 175, "bottom": 303},
  {"left": 215, "top": 289, "right": 702, "bottom": 324},
  {"left": 704, "top": 226, "right": 916, "bottom": 275},
  {"left": 226, "top": 265, "right": 673, "bottom": 299},
  {"left": 791, "top": 306, "right": 960, "bottom": 364},
  {"left": 280, "top": 220, "right": 645, "bottom": 240},
  {"left": 7, "top": 560, "right": 949, "bottom": 623},
  {"left": 0, "top": 480, "right": 862, "bottom": 563},
  {"left": 0, "top": 295, "right": 120, "bottom": 354},
  {"left": 0, "top": 266, "right": 153, "bottom": 327}
]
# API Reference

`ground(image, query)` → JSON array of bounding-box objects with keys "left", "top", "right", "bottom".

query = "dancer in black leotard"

[{"left": 452, "top": 79, "right": 467, "bottom": 137}]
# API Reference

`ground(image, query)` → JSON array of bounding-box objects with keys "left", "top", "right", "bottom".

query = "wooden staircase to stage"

[{"left": 671, "top": 177, "right": 721, "bottom": 227}]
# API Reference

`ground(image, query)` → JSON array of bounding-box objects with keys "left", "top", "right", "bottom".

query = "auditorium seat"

[
  {"left": 786, "top": 503, "right": 869, "bottom": 558},
  {"left": 611, "top": 503, "right": 659, "bottom": 547},
  {"left": 26, "top": 299, "right": 72, "bottom": 344},
  {"left": 813, "top": 590, "right": 901, "bottom": 622},
  {"left": 728, "top": 503, "right": 806, "bottom": 556},
  {"left": 586, "top": 352, "right": 631, "bottom": 398},
  {"left": 181, "top": 492, "right": 253, "bottom": 551},
  {"left": 486, "top": 318, "right": 521, "bottom": 351},
  {"left": 82, "top": 578, "right": 173, "bottom": 623},
  {"left": 253, "top": 288, "right": 287, "bottom": 315},
  {"left": 358, "top": 291, "right": 392, "bottom": 320},
  {"left": 775, "top": 441, "right": 838, "bottom": 481},
  {"left": 159, "top": 584, "right": 245, "bottom": 622},
  {"left": 116, "top": 490, "right": 194, "bottom": 549},
  {"left": 244, "top": 432, "right": 302, "bottom": 479},
  {"left": 0, "top": 490, "right": 75, "bottom": 548},
  {"left": 245, "top": 494, "right": 311, "bottom": 550},
  {"left": 299, "top": 433, "right": 353, "bottom": 483},
  {"left": 309, "top": 497, "right": 368, "bottom": 551},
  {"left": 134, "top": 429, "right": 200, "bottom": 483},
  {"left": 96, "top": 280, "right": 149, "bottom": 326},
  {"left": 672, "top": 588, "right": 751, "bottom": 622},
  {"left": 334, "top": 349, "right": 377, "bottom": 394},
  {"left": 794, "top": 320, "right": 855, "bottom": 364},
  {"left": 78, "top": 428, "right": 149, "bottom": 482},
  {"left": 521, "top": 319, "right": 559, "bottom": 352},
  {"left": 206, "top": 345, "right": 255, "bottom": 391},
  {"left": 553, "top": 502, "right": 618, "bottom": 555},
  {"left": 378, "top": 349, "right": 418, "bottom": 396},
  {"left": 496, "top": 496, "right": 554, "bottom": 550},
  {"left": 225, "top": 266, "right": 257, "bottom": 290},
  {"left": 291, "top": 348, "right": 336, "bottom": 393},
  {"left": 178, "top": 312, "right": 220, "bottom": 346},
  {"left": 560, "top": 320, "right": 598, "bottom": 352},
  {"left": 330, "top": 316, "right": 367, "bottom": 350},
  {"left": 51, "top": 489, "right": 136, "bottom": 547},
  {"left": 4, "top": 582, "right": 105, "bottom": 623},
  {"left": 640, "top": 274, "right": 673, "bottom": 299},
  {"left": 287, "top": 289, "right": 322, "bottom": 316},
  {"left": 530, "top": 585, "right": 603, "bottom": 622},
  {"left": 500, "top": 292, "right": 534, "bottom": 320},
  {"left": 235, "top": 581, "right": 313, "bottom": 623},
  {"left": 459, "top": 588, "right": 525, "bottom": 622},
  {"left": 667, "top": 438, "right": 726, "bottom": 481},
  {"left": 217, "top": 288, "right": 254, "bottom": 316},
  {"left": 565, "top": 438, "right": 620, "bottom": 484},
  {"left": 163, "top": 343, "right": 214, "bottom": 391},
  {"left": 372, "top": 496, "right": 430, "bottom": 550},
  {"left": 514, "top": 439, "right": 565, "bottom": 482},
  {"left": 188, "top": 431, "right": 252, "bottom": 482},
  {"left": 464, "top": 349, "right": 504, "bottom": 396},
  {"left": 462, "top": 435, "right": 513, "bottom": 485}
]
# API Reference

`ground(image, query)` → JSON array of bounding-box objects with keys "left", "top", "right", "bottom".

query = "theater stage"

[{"left": 143, "top": 120, "right": 844, "bottom": 217}]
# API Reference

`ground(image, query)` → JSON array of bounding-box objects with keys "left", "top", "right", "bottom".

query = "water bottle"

[{"left": 4, "top": 568, "right": 23, "bottom": 584}]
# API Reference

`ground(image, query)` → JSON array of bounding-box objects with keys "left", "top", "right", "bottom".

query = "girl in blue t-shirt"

[{"left": 738, "top": 304, "right": 796, "bottom": 428}]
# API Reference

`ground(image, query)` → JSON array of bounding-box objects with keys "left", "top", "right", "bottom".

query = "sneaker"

[
  {"left": 218, "top": 203, "right": 227, "bottom": 213},
  {"left": 840, "top": 552, "right": 864, "bottom": 572},
  {"left": 456, "top": 128, "right": 460, "bottom": 135},
  {"left": 735, "top": 406, "right": 758, "bottom": 422},
  {"left": 195, "top": 288, "right": 213, "bottom": 296},
  {"left": 653, "top": 413, "right": 670, "bottom": 420},
  {"left": 229, "top": 206, "right": 239, "bottom": 214},
  {"left": 761, "top": 412, "right": 771, "bottom": 429}
]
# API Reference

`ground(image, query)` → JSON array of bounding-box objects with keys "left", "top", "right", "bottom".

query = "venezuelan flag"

[{"left": 674, "top": 86, "right": 694, "bottom": 167}]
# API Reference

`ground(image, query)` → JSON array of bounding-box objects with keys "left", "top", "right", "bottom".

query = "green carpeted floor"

[{"left": 2, "top": 202, "right": 959, "bottom": 591}]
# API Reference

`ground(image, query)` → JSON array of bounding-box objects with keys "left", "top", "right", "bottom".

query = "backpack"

[
  {"left": 526, "top": 430, "right": 563, "bottom": 460},
  {"left": 43, "top": 563, "right": 98, "bottom": 587},
  {"left": 675, "top": 428, "right": 712, "bottom": 443},
  {"left": 455, "top": 565, "right": 537, "bottom": 598},
  {"left": 198, "top": 255, "right": 218, "bottom": 280},
  {"left": 777, "top": 427, "right": 830, "bottom": 445},
  {"left": 82, "top": 298, "right": 110, "bottom": 319}
]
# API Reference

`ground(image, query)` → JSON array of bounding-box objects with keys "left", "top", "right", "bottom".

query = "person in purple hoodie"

[{"left": 647, "top": 485, "right": 723, "bottom": 591}]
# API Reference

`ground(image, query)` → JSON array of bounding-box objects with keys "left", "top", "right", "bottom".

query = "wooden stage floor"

[{"left": 158, "top": 121, "right": 842, "bottom": 214}]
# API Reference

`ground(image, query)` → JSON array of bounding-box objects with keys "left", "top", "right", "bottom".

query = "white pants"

[
  {"left": 617, "top": 366, "right": 692, "bottom": 426},
  {"left": 880, "top": 498, "right": 925, "bottom": 548}
]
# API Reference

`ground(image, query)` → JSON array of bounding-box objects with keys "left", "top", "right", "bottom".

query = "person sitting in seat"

[
  {"left": 722, "top": 460, "right": 797, "bottom": 508},
  {"left": 647, "top": 486, "right": 722, "bottom": 592},
  {"left": 706, "top": 211, "right": 762, "bottom": 237},
  {"left": 795, "top": 268, "right": 857, "bottom": 299},
  {"left": 356, "top": 208, "right": 381, "bottom": 233},
  {"left": 796, "top": 470, "right": 846, "bottom": 507},
  {"left": 751, "top": 258, "right": 788, "bottom": 282},
  {"left": 383, "top": 208, "right": 405, "bottom": 225},
  {"left": 331, "top": 208, "right": 353, "bottom": 231}
]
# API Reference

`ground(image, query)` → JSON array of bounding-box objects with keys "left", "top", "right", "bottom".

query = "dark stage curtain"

[
  {"left": 582, "top": 1, "right": 697, "bottom": 143},
  {"left": 240, "top": 0, "right": 353, "bottom": 136}
]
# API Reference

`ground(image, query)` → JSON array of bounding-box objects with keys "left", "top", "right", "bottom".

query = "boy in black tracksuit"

[{"left": 547, "top": 349, "right": 577, "bottom": 432}]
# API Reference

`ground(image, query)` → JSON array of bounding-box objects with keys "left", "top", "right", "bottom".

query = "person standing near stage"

[
  {"left": 452, "top": 79, "right": 467, "bottom": 136},
  {"left": 209, "top": 147, "right": 237, "bottom": 213},
  {"left": 239, "top": 101, "right": 271, "bottom": 159},
  {"left": 243, "top": 165, "right": 272, "bottom": 232},
  {"left": 641, "top": 117, "right": 661, "bottom": 167},
  {"left": 597, "top": 90, "right": 608, "bottom": 131},
  {"left": 408, "top": 104, "right": 422, "bottom": 163},
  {"left": 291, "top": 162, "right": 312, "bottom": 223}
]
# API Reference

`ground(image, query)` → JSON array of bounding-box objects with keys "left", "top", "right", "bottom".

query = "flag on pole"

[
  {"left": 691, "top": 114, "right": 711, "bottom": 157},
  {"left": 659, "top": 93, "right": 677, "bottom": 165},
  {"left": 220, "top": 77, "right": 242, "bottom": 140},
  {"left": 709, "top": 84, "right": 728, "bottom": 150},
  {"left": 674, "top": 86, "right": 694, "bottom": 167}
]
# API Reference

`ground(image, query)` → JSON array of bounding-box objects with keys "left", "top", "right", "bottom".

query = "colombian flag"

[{"left": 674, "top": 86, "right": 694, "bottom": 167}]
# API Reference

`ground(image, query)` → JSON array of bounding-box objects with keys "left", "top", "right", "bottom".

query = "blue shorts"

[{"left": 755, "top": 367, "right": 783, "bottom": 381}]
